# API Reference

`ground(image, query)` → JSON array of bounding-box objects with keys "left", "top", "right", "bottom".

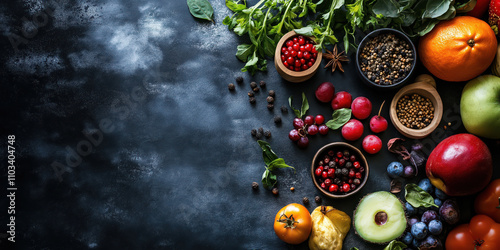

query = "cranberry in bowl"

[
  {"left": 311, "top": 142, "right": 369, "bottom": 198},
  {"left": 274, "top": 31, "right": 322, "bottom": 83}
]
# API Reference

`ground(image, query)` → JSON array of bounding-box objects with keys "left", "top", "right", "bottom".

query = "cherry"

[
  {"left": 362, "top": 135, "right": 382, "bottom": 154},
  {"left": 315, "top": 82, "right": 335, "bottom": 103},
  {"left": 370, "top": 100, "right": 388, "bottom": 133},
  {"left": 293, "top": 118, "right": 305, "bottom": 129},
  {"left": 304, "top": 115, "right": 314, "bottom": 126},
  {"left": 307, "top": 124, "right": 319, "bottom": 135},
  {"left": 341, "top": 119, "right": 364, "bottom": 141},
  {"left": 331, "top": 91, "right": 352, "bottom": 110},
  {"left": 351, "top": 96, "right": 372, "bottom": 120},
  {"left": 297, "top": 136, "right": 309, "bottom": 148},
  {"left": 318, "top": 124, "right": 329, "bottom": 135},
  {"left": 315, "top": 115, "right": 325, "bottom": 125},
  {"left": 289, "top": 129, "right": 300, "bottom": 141}
]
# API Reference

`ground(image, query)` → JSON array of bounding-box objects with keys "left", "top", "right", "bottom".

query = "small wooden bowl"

[
  {"left": 389, "top": 74, "right": 443, "bottom": 139},
  {"left": 311, "top": 142, "right": 369, "bottom": 199},
  {"left": 274, "top": 30, "right": 322, "bottom": 83}
]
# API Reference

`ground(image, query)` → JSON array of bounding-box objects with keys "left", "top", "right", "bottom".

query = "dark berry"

[
  {"left": 289, "top": 129, "right": 300, "bottom": 141},
  {"left": 350, "top": 155, "right": 356, "bottom": 162},
  {"left": 304, "top": 115, "right": 314, "bottom": 126},
  {"left": 258, "top": 127, "right": 264, "bottom": 134},
  {"left": 335, "top": 169, "right": 342, "bottom": 176},
  {"left": 345, "top": 162, "right": 353, "bottom": 168},
  {"left": 266, "top": 96, "right": 275, "bottom": 103},
  {"left": 274, "top": 116, "right": 282, "bottom": 124},
  {"left": 307, "top": 125, "right": 318, "bottom": 135},
  {"left": 259, "top": 80, "right": 266, "bottom": 88},
  {"left": 249, "top": 97, "right": 256, "bottom": 104},
  {"left": 264, "top": 130, "right": 272, "bottom": 138},
  {"left": 269, "top": 90, "right": 275, "bottom": 97},
  {"left": 341, "top": 168, "right": 349, "bottom": 176},
  {"left": 228, "top": 83, "right": 235, "bottom": 90},
  {"left": 337, "top": 151, "right": 343, "bottom": 158},
  {"left": 281, "top": 106, "right": 288, "bottom": 113},
  {"left": 318, "top": 124, "right": 329, "bottom": 135},
  {"left": 343, "top": 150, "right": 350, "bottom": 158},
  {"left": 250, "top": 81, "right": 257, "bottom": 88},
  {"left": 334, "top": 178, "right": 341, "bottom": 185},
  {"left": 236, "top": 76, "right": 243, "bottom": 84},
  {"left": 293, "top": 118, "right": 305, "bottom": 129},
  {"left": 297, "top": 136, "right": 309, "bottom": 148},
  {"left": 338, "top": 158, "right": 346, "bottom": 167}
]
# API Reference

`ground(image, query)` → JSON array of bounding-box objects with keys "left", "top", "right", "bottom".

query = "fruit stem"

[
  {"left": 467, "top": 39, "right": 475, "bottom": 48},
  {"left": 378, "top": 100, "right": 385, "bottom": 117},
  {"left": 277, "top": 213, "right": 299, "bottom": 229},
  {"left": 320, "top": 205, "right": 335, "bottom": 215}
]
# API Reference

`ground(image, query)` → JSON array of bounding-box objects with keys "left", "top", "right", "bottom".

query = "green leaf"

[
  {"left": 372, "top": 0, "right": 401, "bottom": 18},
  {"left": 417, "top": 19, "right": 440, "bottom": 36},
  {"left": 423, "top": 0, "right": 453, "bottom": 19},
  {"left": 235, "top": 44, "right": 253, "bottom": 61},
  {"left": 405, "top": 184, "right": 439, "bottom": 208},
  {"left": 187, "top": 0, "right": 215, "bottom": 23},
  {"left": 383, "top": 240, "right": 407, "bottom": 250},
  {"left": 294, "top": 26, "right": 314, "bottom": 36},
  {"left": 257, "top": 140, "right": 278, "bottom": 166},
  {"left": 288, "top": 96, "right": 302, "bottom": 118},
  {"left": 436, "top": 5, "right": 456, "bottom": 20},
  {"left": 268, "top": 158, "right": 295, "bottom": 171},
  {"left": 300, "top": 92, "right": 309, "bottom": 118},
  {"left": 225, "top": 0, "right": 247, "bottom": 12},
  {"left": 325, "top": 108, "right": 352, "bottom": 130},
  {"left": 262, "top": 168, "right": 277, "bottom": 189}
]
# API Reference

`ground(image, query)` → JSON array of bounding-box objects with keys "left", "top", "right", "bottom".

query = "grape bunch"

[{"left": 288, "top": 115, "right": 328, "bottom": 148}]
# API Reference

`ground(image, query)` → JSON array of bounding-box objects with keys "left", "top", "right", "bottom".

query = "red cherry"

[
  {"left": 370, "top": 101, "right": 388, "bottom": 133},
  {"left": 318, "top": 124, "right": 329, "bottom": 135}
]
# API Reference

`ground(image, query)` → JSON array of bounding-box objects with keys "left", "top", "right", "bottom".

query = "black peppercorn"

[
  {"left": 249, "top": 97, "right": 256, "bottom": 104},
  {"left": 258, "top": 127, "right": 264, "bottom": 134},
  {"left": 251, "top": 129, "right": 257, "bottom": 137},
  {"left": 329, "top": 161, "right": 336, "bottom": 168},
  {"left": 272, "top": 187, "right": 279, "bottom": 195},
  {"left": 266, "top": 96, "right": 274, "bottom": 103},
  {"left": 302, "top": 197, "right": 309, "bottom": 204},
  {"left": 250, "top": 81, "right": 257, "bottom": 89},
  {"left": 264, "top": 130, "right": 272, "bottom": 138},
  {"left": 269, "top": 90, "right": 275, "bottom": 97},
  {"left": 248, "top": 91, "right": 254, "bottom": 97},
  {"left": 274, "top": 116, "right": 282, "bottom": 124},
  {"left": 345, "top": 162, "right": 353, "bottom": 169},
  {"left": 353, "top": 178, "right": 361, "bottom": 185},
  {"left": 281, "top": 105, "right": 288, "bottom": 113},
  {"left": 253, "top": 87, "right": 259, "bottom": 92},
  {"left": 255, "top": 132, "right": 262, "bottom": 139},
  {"left": 236, "top": 76, "right": 243, "bottom": 84},
  {"left": 315, "top": 196, "right": 322, "bottom": 203},
  {"left": 228, "top": 83, "right": 235, "bottom": 91},
  {"left": 335, "top": 169, "right": 342, "bottom": 176},
  {"left": 252, "top": 182, "right": 259, "bottom": 190},
  {"left": 267, "top": 104, "right": 274, "bottom": 110},
  {"left": 259, "top": 80, "right": 266, "bottom": 88},
  {"left": 334, "top": 178, "right": 341, "bottom": 185}
]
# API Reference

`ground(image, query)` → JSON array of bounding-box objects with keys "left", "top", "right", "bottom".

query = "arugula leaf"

[
  {"left": 383, "top": 240, "right": 407, "bottom": 250},
  {"left": 325, "top": 108, "right": 351, "bottom": 130},
  {"left": 405, "top": 184, "right": 439, "bottom": 208},
  {"left": 187, "top": 0, "right": 215, "bottom": 23}
]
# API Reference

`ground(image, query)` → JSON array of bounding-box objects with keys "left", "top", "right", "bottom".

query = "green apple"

[{"left": 460, "top": 75, "right": 500, "bottom": 139}]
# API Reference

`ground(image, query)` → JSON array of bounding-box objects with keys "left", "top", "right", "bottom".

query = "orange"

[{"left": 419, "top": 16, "right": 497, "bottom": 82}]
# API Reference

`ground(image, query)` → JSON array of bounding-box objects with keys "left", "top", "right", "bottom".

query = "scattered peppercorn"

[
  {"left": 249, "top": 97, "right": 256, "bottom": 104},
  {"left": 315, "top": 196, "right": 322, "bottom": 203},
  {"left": 396, "top": 93, "right": 434, "bottom": 129},
  {"left": 248, "top": 91, "right": 254, "bottom": 97},
  {"left": 266, "top": 96, "right": 275, "bottom": 103},
  {"left": 272, "top": 187, "right": 279, "bottom": 195},
  {"left": 302, "top": 197, "right": 309, "bottom": 204},
  {"left": 258, "top": 127, "right": 264, "bottom": 134},
  {"left": 236, "top": 76, "right": 243, "bottom": 84},
  {"left": 260, "top": 80, "right": 266, "bottom": 88},
  {"left": 359, "top": 33, "right": 414, "bottom": 85},
  {"left": 228, "top": 83, "right": 235, "bottom": 91},
  {"left": 290, "top": 187, "right": 295, "bottom": 191},
  {"left": 250, "top": 81, "right": 257, "bottom": 89},
  {"left": 274, "top": 116, "right": 282, "bottom": 124},
  {"left": 267, "top": 104, "right": 274, "bottom": 110},
  {"left": 268, "top": 90, "right": 275, "bottom": 97},
  {"left": 264, "top": 130, "right": 272, "bottom": 138},
  {"left": 252, "top": 182, "right": 259, "bottom": 190},
  {"left": 253, "top": 87, "right": 260, "bottom": 92},
  {"left": 251, "top": 129, "right": 257, "bottom": 137},
  {"left": 281, "top": 105, "right": 288, "bottom": 113},
  {"left": 255, "top": 132, "right": 263, "bottom": 139}
]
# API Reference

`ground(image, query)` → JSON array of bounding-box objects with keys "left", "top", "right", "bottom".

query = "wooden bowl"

[
  {"left": 274, "top": 30, "right": 322, "bottom": 83},
  {"left": 389, "top": 74, "right": 443, "bottom": 139},
  {"left": 311, "top": 142, "right": 369, "bottom": 199}
]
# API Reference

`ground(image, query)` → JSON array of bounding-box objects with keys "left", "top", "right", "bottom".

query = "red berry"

[
  {"left": 315, "top": 168, "right": 322, "bottom": 176},
  {"left": 324, "top": 178, "right": 332, "bottom": 187},
  {"left": 289, "top": 129, "right": 300, "bottom": 141},
  {"left": 349, "top": 170, "right": 355, "bottom": 178},
  {"left": 286, "top": 40, "right": 293, "bottom": 47},
  {"left": 362, "top": 135, "right": 382, "bottom": 154},
  {"left": 312, "top": 46, "right": 317, "bottom": 53},
  {"left": 297, "top": 51, "right": 303, "bottom": 58},
  {"left": 338, "top": 158, "right": 345, "bottom": 167},
  {"left": 294, "top": 67, "right": 300, "bottom": 71},
  {"left": 300, "top": 45, "right": 305, "bottom": 52},
  {"left": 318, "top": 124, "right": 329, "bottom": 135},
  {"left": 294, "top": 60, "right": 301, "bottom": 67},
  {"left": 304, "top": 51, "right": 311, "bottom": 59},
  {"left": 281, "top": 55, "right": 285, "bottom": 62},
  {"left": 305, "top": 43, "right": 312, "bottom": 52},
  {"left": 327, "top": 168, "right": 335, "bottom": 178},
  {"left": 293, "top": 118, "right": 305, "bottom": 129},
  {"left": 353, "top": 161, "right": 360, "bottom": 169},
  {"left": 290, "top": 50, "right": 297, "bottom": 57},
  {"left": 289, "top": 66, "right": 294, "bottom": 71},
  {"left": 293, "top": 37, "right": 298, "bottom": 43},
  {"left": 343, "top": 183, "right": 351, "bottom": 192},
  {"left": 350, "top": 155, "right": 356, "bottom": 162},
  {"left": 292, "top": 43, "right": 299, "bottom": 51},
  {"left": 304, "top": 115, "right": 314, "bottom": 126},
  {"left": 302, "top": 64, "right": 308, "bottom": 70},
  {"left": 283, "top": 50, "right": 290, "bottom": 57},
  {"left": 351, "top": 97, "right": 372, "bottom": 120},
  {"left": 300, "top": 58, "right": 306, "bottom": 65},
  {"left": 322, "top": 171, "right": 328, "bottom": 179},
  {"left": 341, "top": 119, "right": 364, "bottom": 141},
  {"left": 298, "top": 37, "right": 305, "bottom": 45},
  {"left": 337, "top": 151, "right": 343, "bottom": 158},
  {"left": 307, "top": 124, "right": 319, "bottom": 135},
  {"left": 287, "top": 57, "right": 294, "bottom": 64},
  {"left": 283, "top": 61, "right": 289, "bottom": 67},
  {"left": 281, "top": 46, "right": 287, "bottom": 54},
  {"left": 355, "top": 172, "right": 362, "bottom": 179},
  {"left": 297, "top": 136, "right": 309, "bottom": 148},
  {"left": 329, "top": 184, "right": 338, "bottom": 192},
  {"left": 315, "top": 115, "right": 325, "bottom": 125},
  {"left": 317, "top": 166, "right": 324, "bottom": 172},
  {"left": 324, "top": 158, "right": 330, "bottom": 164},
  {"left": 321, "top": 182, "right": 326, "bottom": 189},
  {"left": 287, "top": 46, "right": 293, "bottom": 52},
  {"left": 331, "top": 91, "right": 352, "bottom": 110}
]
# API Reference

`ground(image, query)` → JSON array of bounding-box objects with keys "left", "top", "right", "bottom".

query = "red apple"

[{"left": 426, "top": 133, "right": 492, "bottom": 196}]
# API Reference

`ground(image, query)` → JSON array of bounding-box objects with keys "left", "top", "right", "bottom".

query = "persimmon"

[{"left": 419, "top": 16, "right": 497, "bottom": 82}]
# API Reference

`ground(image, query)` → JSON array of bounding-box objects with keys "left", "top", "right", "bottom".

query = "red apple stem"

[{"left": 378, "top": 100, "right": 385, "bottom": 117}]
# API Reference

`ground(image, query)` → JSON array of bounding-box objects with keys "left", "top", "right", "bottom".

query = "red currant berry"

[
  {"left": 294, "top": 67, "right": 300, "bottom": 71},
  {"left": 343, "top": 183, "right": 351, "bottom": 192},
  {"left": 321, "top": 171, "right": 328, "bottom": 179},
  {"left": 293, "top": 37, "right": 298, "bottom": 43},
  {"left": 293, "top": 118, "right": 305, "bottom": 129},
  {"left": 315, "top": 115, "right": 325, "bottom": 125},
  {"left": 287, "top": 57, "right": 294, "bottom": 64},
  {"left": 315, "top": 168, "right": 322, "bottom": 176},
  {"left": 283, "top": 61, "right": 289, "bottom": 67},
  {"left": 289, "top": 66, "right": 294, "bottom": 71},
  {"left": 318, "top": 124, "right": 329, "bottom": 135},
  {"left": 312, "top": 46, "right": 317, "bottom": 53},
  {"left": 292, "top": 43, "right": 299, "bottom": 51},
  {"left": 337, "top": 151, "right": 343, "bottom": 158},
  {"left": 299, "top": 45, "right": 305, "bottom": 52},
  {"left": 281, "top": 55, "right": 285, "bottom": 62},
  {"left": 338, "top": 158, "right": 345, "bottom": 166},
  {"left": 288, "top": 129, "right": 300, "bottom": 141},
  {"left": 349, "top": 170, "right": 355, "bottom": 178},
  {"left": 304, "top": 51, "right": 311, "bottom": 59},
  {"left": 298, "top": 37, "right": 305, "bottom": 45},
  {"left": 310, "top": 58, "right": 315, "bottom": 64},
  {"left": 301, "top": 64, "right": 308, "bottom": 70},
  {"left": 290, "top": 50, "right": 297, "bottom": 57},
  {"left": 294, "top": 60, "right": 301, "bottom": 67},
  {"left": 281, "top": 46, "right": 287, "bottom": 54},
  {"left": 287, "top": 46, "right": 293, "bottom": 52},
  {"left": 307, "top": 61, "right": 313, "bottom": 67},
  {"left": 300, "top": 58, "right": 306, "bottom": 65},
  {"left": 329, "top": 184, "right": 338, "bottom": 192},
  {"left": 308, "top": 124, "right": 318, "bottom": 135},
  {"left": 305, "top": 43, "right": 312, "bottom": 52},
  {"left": 297, "top": 51, "right": 303, "bottom": 58},
  {"left": 283, "top": 50, "right": 290, "bottom": 57}
]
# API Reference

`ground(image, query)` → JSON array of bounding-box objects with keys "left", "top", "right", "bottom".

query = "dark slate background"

[{"left": 0, "top": 0, "right": 498, "bottom": 249}]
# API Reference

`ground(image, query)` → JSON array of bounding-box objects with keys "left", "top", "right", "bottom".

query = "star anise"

[{"left": 323, "top": 44, "right": 349, "bottom": 73}]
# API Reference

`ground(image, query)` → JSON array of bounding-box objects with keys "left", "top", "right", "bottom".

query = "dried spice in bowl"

[
  {"left": 359, "top": 33, "right": 414, "bottom": 85},
  {"left": 396, "top": 93, "right": 434, "bottom": 129}
]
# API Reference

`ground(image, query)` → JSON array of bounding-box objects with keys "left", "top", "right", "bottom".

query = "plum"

[
  {"left": 439, "top": 199, "right": 460, "bottom": 225},
  {"left": 315, "top": 82, "right": 335, "bottom": 103},
  {"left": 421, "top": 210, "right": 439, "bottom": 225}
]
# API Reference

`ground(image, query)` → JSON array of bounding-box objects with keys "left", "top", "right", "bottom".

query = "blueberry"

[
  {"left": 418, "top": 178, "right": 434, "bottom": 195},
  {"left": 402, "top": 231, "right": 413, "bottom": 245},
  {"left": 387, "top": 161, "right": 404, "bottom": 178},
  {"left": 405, "top": 202, "right": 416, "bottom": 216},
  {"left": 421, "top": 210, "right": 439, "bottom": 225},
  {"left": 435, "top": 188, "right": 448, "bottom": 200},
  {"left": 411, "top": 222, "right": 428, "bottom": 240},
  {"left": 434, "top": 198, "right": 443, "bottom": 208},
  {"left": 412, "top": 238, "right": 422, "bottom": 249},
  {"left": 428, "top": 219, "right": 443, "bottom": 235}
]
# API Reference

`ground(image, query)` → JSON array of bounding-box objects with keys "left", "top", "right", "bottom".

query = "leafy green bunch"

[{"left": 223, "top": 0, "right": 320, "bottom": 74}]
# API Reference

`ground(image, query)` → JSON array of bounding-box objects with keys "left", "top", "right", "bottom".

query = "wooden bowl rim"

[
  {"left": 274, "top": 30, "right": 323, "bottom": 80},
  {"left": 310, "top": 142, "right": 370, "bottom": 198},
  {"left": 389, "top": 81, "right": 444, "bottom": 139}
]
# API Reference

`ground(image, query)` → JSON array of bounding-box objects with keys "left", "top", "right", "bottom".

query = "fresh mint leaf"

[
  {"left": 257, "top": 140, "right": 278, "bottom": 166},
  {"left": 187, "top": 0, "right": 215, "bottom": 23},
  {"left": 405, "top": 184, "right": 439, "bottom": 208},
  {"left": 325, "top": 108, "right": 351, "bottom": 130},
  {"left": 384, "top": 240, "right": 407, "bottom": 250},
  {"left": 300, "top": 92, "right": 309, "bottom": 118}
]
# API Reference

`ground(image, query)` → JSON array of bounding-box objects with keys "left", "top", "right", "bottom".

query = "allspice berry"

[
  {"left": 259, "top": 80, "right": 266, "bottom": 88},
  {"left": 272, "top": 188, "right": 279, "bottom": 195},
  {"left": 228, "top": 83, "right": 235, "bottom": 91},
  {"left": 315, "top": 196, "right": 322, "bottom": 203},
  {"left": 252, "top": 182, "right": 259, "bottom": 190},
  {"left": 250, "top": 81, "right": 257, "bottom": 89},
  {"left": 268, "top": 90, "right": 275, "bottom": 97},
  {"left": 302, "top": 197, "right": 309, "bottom": 204},
  {"left": 267, "top": 104, "right": 274, "bottom": 110},
  {"left": 266, "top": 96, "right": 274, "bottom": 103}
]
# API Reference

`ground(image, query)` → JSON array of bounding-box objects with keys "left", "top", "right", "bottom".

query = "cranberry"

[
  {"left": 318, "top": 124, "right": 329, "bottom": 135},
  {"left": 293, "top": 118, "right": 305, "bottom": 129},
  {"left": 315, "top": 115, "right": 325, "bottom": 125},
  {"left": 312, "top": 46, "right": 317, "bottom": 53},
  {"left": 301, "top": 65, "right": 308, "bottom": 70},
  {"left": 286, "top": 40, "right": 293, "bottom": 47},
  {"left": 308, "top": 125, "right": 318, "bottom": 135},
  {"left": 287, "top": 57, "right": 294, "bottom": 65},
  {"left": 331, "top": 91, "right": 353, "bottom": 110},
  {"left": 299, "top": 45, "right": 305, "bottom": 52},
  {"left": 281, "top": 55, "right": 285, "bottom": 62},
  {"left": 351, "top": 97, "right": 372, "bottom": 120},
  {"left": 294, "top": 67, "right": 300, "bottom": 71},
  {"left": 297, "top": 51, "right": 303, "bottom": 58},
  {"left": 305, "top": 43, "right": 312, "bottom": 52},
  {"left": 343, "top": 183, "right": 351, "bottom": 192},
  {"left": 329, "top": 184, "right": 338, "bottom": 192},
  {"left": 290, "top": 50, "right": 297, "bottom": 57},
  {"left": 283, "top": 61, "right": 289, "bottom": 67},
  {"left": 304, "top": 51, "right": 311, "bottom": 59},
  {"left": 293, "top": 37, "right": 298, "bottom": 43},
  {"left": 307, "top": 61, "right": 313, "bottom": 67},
  {"left": 298, "top": 37, "right": 305, "bottom": 45},
  {"left": 300, "top": 58, "right": 306, "bottom": 65},
  {"left": 289, "top": 129, "right": 300, "bottom": 141},
  {"left": 362, "top": 135, "right": 382, "bottom": 154},
  {"left": 292, "top": 43, "right": 299, "bottom": 51},
  {"left": 315, "top": 168, "right": 322, "bottom": 176},
  {"left": 281, "top": 47, "right": 287, "bottom": 54},
  {"left": 287, "top": 46, "right": 293, "bottom": 51},
  {"left": 304, "top": 115, "right": 314, "bottom": 126},
  {"left": 317, "top": 166, "right": 324, "bottom": 172},
  {"left": 341, "top": 119, "right": 364, "bottom": 141}
]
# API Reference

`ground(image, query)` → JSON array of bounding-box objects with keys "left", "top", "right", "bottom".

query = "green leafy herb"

[
  {"left": 383, "top": 240, "right": 407, "bottom": 250},
  {"left": 187, "top": 0, "right": 215, "bottom": 23},
  {"left": 325, "top": 108, "right": 351, "bottom": 130},
  {"left": 405, "top": 183, "right": 439, "bottom": 208},
  {"left": 288, "top": 92, "right": 309, "bottom": 118},
  {"left": 257, "top": 140, "right": 294, "bottom": 189}
]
